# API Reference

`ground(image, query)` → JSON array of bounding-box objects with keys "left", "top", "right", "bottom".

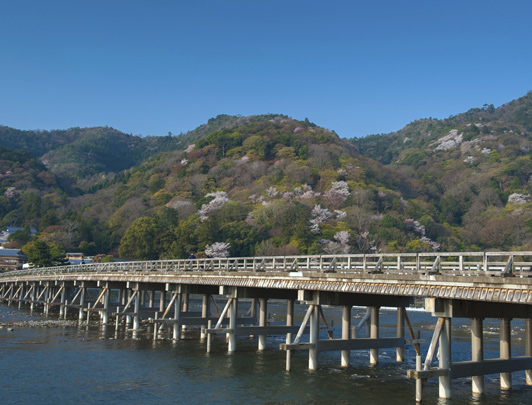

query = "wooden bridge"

[{"left": 2, "top": 251, "right": 532, "bottom": 401}]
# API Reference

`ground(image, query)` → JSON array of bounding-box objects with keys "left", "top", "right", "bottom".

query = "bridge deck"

[{"left": 1, "top": 252, "right": 532, "bottom": 305}]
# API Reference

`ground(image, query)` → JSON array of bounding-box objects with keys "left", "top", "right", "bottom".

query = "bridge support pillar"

[
  {"left": 500, "top": 318, "right": 512, "bottom": 390},
  {"left": 63, "top": 291, "right": 69, "bottom": 319},
  {"left": 182, "top": 293, "right": 189, "bottom": 331},
  {"left": 471, "top": 318, "right": 484, "bottom": 395},
  {"left": 173, "top": 292, "right": 182, "bottom": 340},
  {"left": 228, "top": 297, "right": 238, "bottom": 352},
  {"left": 30, "top": 283, "right": 36, "bottom": 312},
  {"left": 79, "top": 286, "right": 86, "bottom": 320},
  {"left": 125, "top": 289, "right": 132, "bottom": 325},
  {"left": 439, "top": 317, "right": 452, "bottom": 399},
  {"left": 370, "top": 306, "right": 380, "bottom": 365},
  {"left": 396, "top": 307, "right": 405, "bottom": 362},
  {"left": 18, "top": 284, "right": 24, "bottom": 309},
  {"left": 309, "top": 304, "right": 319, "bottom": 370},
  {"left": 341, "top": 305, "right": 351, "bottom": 367},
  {"left": 200, "top": 294, "right": 210, "bottom": 339},
  {"left": 258, "top": 298, "right": 267, "bottom": 351},
  {"left": 8, "top": 282, "right": 14, "bottom": 305},
  {"left": 526, "top": 318, "right": 532, "bottom": 385},
  {"left": 133, "top": 290, "right": 140, "bottom": 330},
  {"left": 44, "top": 285, "right": 50, "bottom": 315},
  {"left": 159, "top": 291, "right": 166, "bottom": 312},
  {"left": 286, "top": 298, "right": 294, "bottom": 371},
  {"left": 59, "top": 285, "right": 66, "bottom": 318},
  {"left": 102, "top": 287, "right": 110, "bottom": 324},
  {"left": 149, "top": 290, "right": 154, "bottom": 308},
  {"left": 250, "top": 298, "right": 257, "bottom": 320}
]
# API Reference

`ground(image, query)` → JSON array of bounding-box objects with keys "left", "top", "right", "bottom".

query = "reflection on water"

[{"left": 1, "top": 302, "right": 532, "bottom": 404}]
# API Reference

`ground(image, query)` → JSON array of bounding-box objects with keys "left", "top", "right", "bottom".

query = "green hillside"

[
  {"left": 0, "top": 126, "right": 179, "bottom": 191},
  {"left": 2, "top": 93, "right": 532, "bottom": 260},
  {"left": 351, "top": 91, "right": 532, "bottom": 251},
  {"left": 0, "top": 146, "right": 63, "bottom": 230}
]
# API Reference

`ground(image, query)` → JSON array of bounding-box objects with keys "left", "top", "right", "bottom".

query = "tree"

[
  {"left": 22, "top": 240, "right": 67, "bottom": 267},
  {"left": 309, "top": 204, "right": 332, "bottom": 234},
  {"left": 323, "top": 181, "right": 350, "bottom": 208},
  {"left": 7, "top": 228, "right": 32, "bottom": 246},
  {"left": 205, "top": 242, "right": 230, "bottom": 258},
  {"left": 49, "top": 242, "right": 69, "bottom": 265},
  {"left": 322, "top": 231, "right": 351, "bottom": 254},
  {"left": 119, "top": 217, "right": 160, "bottom": 260},
  {"left": 219, "top": 221, "right": 263, "bottom": 257}
]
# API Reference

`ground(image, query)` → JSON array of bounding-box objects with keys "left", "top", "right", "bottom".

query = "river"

[{"left": 1, "top": 300, "right": 532, "bottom": 404}]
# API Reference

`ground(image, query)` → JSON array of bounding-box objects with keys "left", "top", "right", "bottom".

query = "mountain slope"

[
  {"left": 79, "top": 115, "right": 423, "bottom": 259},
  {"left": 352, "top": 91, "right": 532, "bottom": 164},
  {"left": 2, "top": 94, "right": 532, "bottom": 260},
  {"left": 0, "top": 126, "right": 180, "bottom": 191},
  {"left": 0, "top": 146, "right": 63, "bottom": 229},
  {"left": 351, "top": 91, "right": 532, "bottom": 251}
]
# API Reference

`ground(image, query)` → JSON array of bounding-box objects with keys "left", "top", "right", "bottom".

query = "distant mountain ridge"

[
  {"left": 0, "top": 126, "right": 178, "bottom": 190},
  {"left": 352, "top": 91, "right": 532, "bottom": 164},
  {"left": 1, "top": 92, "right": 532, "bottom": 260}
]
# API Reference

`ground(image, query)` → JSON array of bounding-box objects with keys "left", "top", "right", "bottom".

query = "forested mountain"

[
  {"left": 2, "top": 92, "right": 532, "bottom": 261},
  {"left": 0, "top": 126, "right": 179, "bottom": 191},
  {"left": 352, "top": 91, "right": 532, "bottom": 251},
  {"left": 0, "top": 146, "right": 63, "bottom": 229}
]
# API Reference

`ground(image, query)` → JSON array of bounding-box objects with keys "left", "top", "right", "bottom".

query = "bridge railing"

[{"left": 2, "top": 252, "right": 532, "bottom": 279}]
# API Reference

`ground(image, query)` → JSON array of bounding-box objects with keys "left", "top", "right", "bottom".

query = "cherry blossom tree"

[
  {"left": 322, "top": 231, "right": 351, "bottom": 254},
  {"left": 199, "top": 191, "right": 229, "bottom": 221},
  {"left": 205, "top": 242, "right": 231, "bottom": 258},
  {"left": 310, "top": 204, "right": 332, "bottom": 234},
  {"left": 324, "top": 181, "right": 350, "bottom": 208}
]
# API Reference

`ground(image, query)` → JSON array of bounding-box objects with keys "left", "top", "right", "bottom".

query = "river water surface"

[{"left": 1, "top": 301, "right": 532, "bottom": 404}]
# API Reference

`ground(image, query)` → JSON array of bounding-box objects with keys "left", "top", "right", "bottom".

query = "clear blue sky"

[{"left": 1, "top": 1, "right": 531, "bottom": 138}]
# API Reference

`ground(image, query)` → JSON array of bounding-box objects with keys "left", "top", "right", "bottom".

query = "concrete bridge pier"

[
  {"left": 8, "top": 282, "right": 14, "bottom": 305},
  {"left": 258, "top": 298, "right": 267, "bottom": 351},
  {"left": 78, "top": 285, "right": 86, "bottom": 320},
  {"left": 181, "top": 293, "right": 189, "bottom": 331},
  {"left": 439, "top": 317, "right": 452, "bottom": 399},
  {"left": 30, "top": 283, "right": 36, "bottom": 312},
  {"left": 309, "top": 304, "right": 319, "bottom": 370},
  {"left": 341, "top": 305, "right": 351, "bottom": 367},
  {"left": 125, "top": 289, "right": 132, "bottom": 325},
  {"left": 250, "top": 298, "right": 257, "bottom": 320},
  {"left": 115, "top": 287, "right": 122, "bottom": 306},
  {"left": 200, "top": 293, "right": 210, "bottom": 339},
  {"left": 471, "top": 317, "right": 484, "bottom": 395},
  {"left": 59, "top": 284, "right": 66, "bottom": 318},
  {"left": 18, "top": 284, "right": 24, "bottom": 309},
  {"left": 173, "top": 290, "right": 183, "bottom": 340},
  {"left": 228, "top": 294, "right": 238, "bottom": 352},
  {"left": 133, "top": 288, "right": 141, "bottom": 330},
  {"left": 140, "top": 289, "right": 145, "bottom": 306},
  {"left": 396, "top": 307, "right": 405, "bottom": 362},
  {"left": 149, "top": 289, "right": 155, "bottom": 308},
  {"left": 500, "top": 318, "right": 512, "bottom": 390},
  {"left": 44, "top": 283, "right": 50, "bottom": 315},
  {"left": 102, "top": 285, "right": 110, "bottom": 324},
  {"left": 369, "top": 306, "right": 380, "bottom": 365},
  {"left": 159, "top": 291, "right": 166, "bottom": 312},
  {"left": 286, "top": 298, "right": 295, "bottom": 371}
]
